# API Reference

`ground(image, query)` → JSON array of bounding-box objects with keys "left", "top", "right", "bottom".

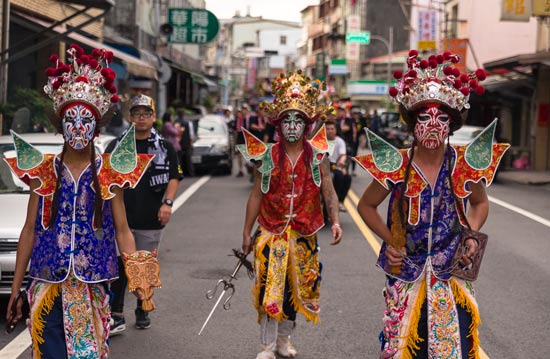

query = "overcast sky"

[{"left": 205, "top": 0, "right": 318, "bottom": 23}]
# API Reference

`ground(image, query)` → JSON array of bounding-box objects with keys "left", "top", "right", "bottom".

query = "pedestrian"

[
  {"left": 4, "top": 43, "right": 157, "bottom": 358},
  {"left": 350, "top": 106, "right": 364, "bottom": 175},
  {"left": 325, "top": 121, "right": 351, "bottom": 212},
  {"left": 355, "top": 50, "right": 509, "bottom": 358},
  {"left": 369, "top": 109, "right": 382, "bottom": 135},
  {"left": 234, "top": 104, "right": 253, "bottom": 177},
  {"left": 161, "top": 112, "right": 182, "bottom": 153},
  {"left": 175, "top": 107, "right": 195, "bottom": 177},
  {"left": 107, "top": 94, "right": 183, "bottom": 333},
  {"left": 335, "top": 107, "right": 357, "bottom": 157},
  {"left": 238, "top": 71, "right": 343, "bottom": 359}
]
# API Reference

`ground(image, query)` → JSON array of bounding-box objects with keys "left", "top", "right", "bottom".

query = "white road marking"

[
  {"left": 0, "top": 176, "right": 210, "bottom": 358},
  {"left": 173, "top": 175, "right": 211, "bottom": 212},
  {"left": 0, "top": 329, "right": 31, "bottom": 358},
  {"left": 488, "top": 195, "right": 550, "bottom": 228}
]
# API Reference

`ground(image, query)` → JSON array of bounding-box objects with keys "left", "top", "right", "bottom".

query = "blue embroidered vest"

[
  {"left": 377, "top": 151, "right": 464, "bottom": 282},
  {"left": 30, "top": 159, "right": 118, "bottom": 283}
]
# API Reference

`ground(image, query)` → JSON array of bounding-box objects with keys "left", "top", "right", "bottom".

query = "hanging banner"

[
  {"left": 441, "top": 38, "right": 468, "bottom": 73},
  {"left": 501, "top": 0, "right": 531, "bottom": 22},
  {"left": 533, "top": 0, "right": 550, "bottom": 16},
  {"left": 418, "top": 10, "right": 437, "bottom": 51},
  {"left": 247, "top": 58, "right": 257, "bottom": 90},
  {"left": 346, "top": 15, "right": 361, "bottom": 61}
]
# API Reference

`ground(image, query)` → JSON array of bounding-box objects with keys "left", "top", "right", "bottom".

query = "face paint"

[
  {"left": 281, "top": 111, "right": 305, "bottom": 142},
  {"left": 62, "top": 104, "right": 97, "bottom": 150},
  {"left": 413, "top": 106, "right": 450, "bottom": 149}
]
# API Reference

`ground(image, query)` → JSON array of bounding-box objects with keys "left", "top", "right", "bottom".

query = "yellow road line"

[
  {"left": 344, "top": 191, "right": 381, "bottom": 255},
  {"left": 344, "top": 189, "right": 490, "bottom": 359}
]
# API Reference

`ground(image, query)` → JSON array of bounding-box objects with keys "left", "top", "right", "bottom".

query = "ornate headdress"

[
  {"left": 44, "top": 43, "right": 119, "bottom": 119},
  {"left": 389, "top": 50, "right": 487, "bottom": 112},
  {"left": 260, "top": 70, "right": 332, "bottom": 122}
]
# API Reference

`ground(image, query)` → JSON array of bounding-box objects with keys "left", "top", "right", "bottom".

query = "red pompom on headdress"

[
  {"left": 44, "top": 43, "right": 119, "bottom": 118},
  {"left": 389, "top": 49, "right": 488, "bottom": 112}
]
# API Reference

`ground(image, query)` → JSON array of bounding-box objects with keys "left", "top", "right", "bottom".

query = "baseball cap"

[{"left": 130, "top": 94, "right": 155, "bottom": 112}]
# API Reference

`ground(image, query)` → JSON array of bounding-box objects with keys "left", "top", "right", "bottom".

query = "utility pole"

[
  {"left": 1, "top": 0, "right": 10, "bottom": 107},
  {"left": 370, "top": 26, "right": 393, "bottom": 110}
]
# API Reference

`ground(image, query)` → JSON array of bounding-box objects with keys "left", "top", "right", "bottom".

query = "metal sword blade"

[{"left": 198, "top": 288, "right": 227, "bottom": 335}]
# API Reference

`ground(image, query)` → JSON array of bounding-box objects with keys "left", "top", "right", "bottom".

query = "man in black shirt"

[{"left": 106, "top": 94, "right": 183, "bottom": 333}]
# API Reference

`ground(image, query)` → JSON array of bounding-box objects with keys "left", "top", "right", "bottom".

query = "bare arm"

[
  {"left": 357, "top": 180, "right": 392, "bottom": 244},
  {"left": 320, "top": 157, "right": 343, "bottom": 244},
  {"left": 6, "top": 179, "right": 39, "bottom": 320},
  {"left": 111, "top": 186, "right": 148, "bottom": 299},
  {"left": 466, "top": 181, "right": 489, "bottom": 231},
  {"left": 242, "top": 171, "right": 263, "bottom": 255},
  {"left": 459, "top": 181, "right": 489, "bottom": 265},
  {"left": 111, "top": 186, "right": 136, "bottom": 255},
  {"left": 158, "top": 178, "right": 179, "bottom": 226},
  {"left": 357, "top": 180, "right": 404, "bottom": 266}
]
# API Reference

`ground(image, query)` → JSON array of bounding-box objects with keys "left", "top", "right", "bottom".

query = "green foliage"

[
  {"left": 154, "top": 118, "right": 163, "bottom": 131},
  {"left": 203, "top": 95, "right": 214, "bottom": 112},
  {"left": 0, "top": 87, "right": 54, "bottom": 134}
]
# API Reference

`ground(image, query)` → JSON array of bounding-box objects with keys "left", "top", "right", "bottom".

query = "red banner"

[{"left": 441, "top": 38, "right": 468, "bottom": 73}]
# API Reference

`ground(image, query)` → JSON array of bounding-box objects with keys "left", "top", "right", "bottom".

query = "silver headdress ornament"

[
  {"left": 43, "top": 43, "right": 119, "bottom": 118},
  {"left": 389, "top": 50, "right": 487, "bottom": 111}
]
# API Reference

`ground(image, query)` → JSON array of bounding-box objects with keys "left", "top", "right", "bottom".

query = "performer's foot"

[
  {"left": 255, "top": 350, "right": 276, "bottom": 359},
  {"left": 338, "top": 202, "right": 347, "bottom": 212},
  {"left": 276, "top": 336, "right": 298, "bottom": 358}
]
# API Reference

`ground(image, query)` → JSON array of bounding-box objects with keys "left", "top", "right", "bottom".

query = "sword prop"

[{"left": 198, "top": 249, "right": 254, "bottom": 335}]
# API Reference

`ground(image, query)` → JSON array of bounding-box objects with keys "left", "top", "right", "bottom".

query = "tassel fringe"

[
  {"left": 400, "top": 279, "right": 426, "bottom": 359},
  {"left": 31, "top": 283, "right": 61, "bottom": 359},
  {"left": 451, "top": 279, "right": 481, "bottom": 359},
  {"left": 286, "top": 240, "right": 319, "bottom": 324}
]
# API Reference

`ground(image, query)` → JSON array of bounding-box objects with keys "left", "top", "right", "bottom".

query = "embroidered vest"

[
  {"left": 258, "top": 144, "right": 324, "bottom": 236},
  {"left": 31, "top": 157, "right": 118, "bottom": 283},
  {"left": 5, "top": 128, "right": 153, "bottom": 283},
  {"left": 354, "top": 121, "right": 510, "bottom": 282}
]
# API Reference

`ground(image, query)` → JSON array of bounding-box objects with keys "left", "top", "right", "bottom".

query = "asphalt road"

[{"left": 0, "top": 163, "right": 549, "bottom": 358}]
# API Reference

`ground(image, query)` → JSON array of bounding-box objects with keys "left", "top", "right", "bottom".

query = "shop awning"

[
  {"left": 12, "top": 10, "right": 158, "bottom": 80},
  {"left": 68, "top": 32, "right": 158, "bottom": 80},
  {"left": 483, "top": 52, "right": 538, "bottom": 91}
]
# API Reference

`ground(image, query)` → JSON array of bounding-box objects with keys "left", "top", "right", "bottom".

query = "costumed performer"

[
  {"left": 4, "top": 43, "right": 157, "bottom": 359},
  {"left": 356, "top": 50, "right": 509, "bottom": 359},
  {"left": 239, "top": 70, "right": 344, "bottom": 359}
]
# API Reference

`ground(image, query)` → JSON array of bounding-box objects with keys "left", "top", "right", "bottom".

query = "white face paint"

[
  {"left": 62, "top": 104, "right": 97, "bottom": 150},
  {"left": 413, "top": 106, "right": 450, "bottom": 150},
  {"left": 281, "top": 111, "right": 305, "bottom": 142}
]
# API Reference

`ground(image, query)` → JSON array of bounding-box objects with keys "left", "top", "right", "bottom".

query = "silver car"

[
  {"left": 0, "top": 132, "right": 114, "bottom": 296},
  {"left": 192, "top": 115, "right": 233, "bottom": 175}
]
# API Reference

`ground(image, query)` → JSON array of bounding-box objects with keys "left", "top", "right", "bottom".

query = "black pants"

[
  {"left": 332, "top": 169, "right": 352, "bottom": 203},
  {"left": 180, "top": 148, "right": 195, "bottom": 176}
]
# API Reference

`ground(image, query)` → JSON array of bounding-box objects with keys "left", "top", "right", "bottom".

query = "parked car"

[
  {"left": 192, "top": 115, "right": 233, "bottom": 175},
  {"left": 379, "top": 111, "right": 414, "bottom": 149},
  {"left": 449, "top": 125, "right": 485, "bottom": 146},
  {"left": 0, "top": 132, "right": 114, "bottom": 296}
]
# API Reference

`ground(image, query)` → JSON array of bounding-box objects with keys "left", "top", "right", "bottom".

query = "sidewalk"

[{"left": 497, "top": 170, "right": 550, "bottom": 185}]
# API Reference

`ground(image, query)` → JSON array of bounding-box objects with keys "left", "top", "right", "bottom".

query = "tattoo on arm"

[{"left": 320, "top": 157, "right": 339, "bottom": 223}]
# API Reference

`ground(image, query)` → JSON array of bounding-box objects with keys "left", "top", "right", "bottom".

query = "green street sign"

[
  {"left": 168, "top": 8, "right": 219, "bottom": 44},
  {"left": 346, "top": 31, "right": 370, "bottom": 44}
]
